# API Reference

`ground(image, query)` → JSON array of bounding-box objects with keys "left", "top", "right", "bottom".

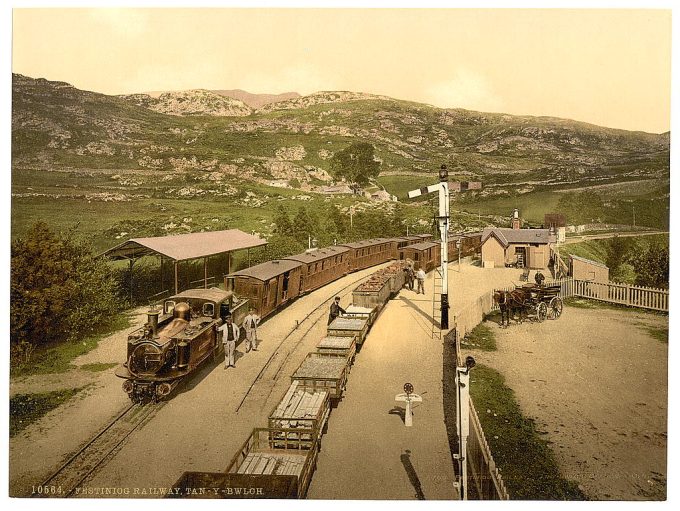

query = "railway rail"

[
  {"left": 33, "top": 403, "right": 162, "bottom": 498},
  {"left": 235, "top": 264, "right": 387, "bottom": 413},
  {"left": 29, "top": 264, "right": 386, "bottom": 498}
]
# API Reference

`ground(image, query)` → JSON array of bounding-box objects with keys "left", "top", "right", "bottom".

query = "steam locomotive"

[{"left": 115, "top": 288, "right": 248, "bottom": 403}]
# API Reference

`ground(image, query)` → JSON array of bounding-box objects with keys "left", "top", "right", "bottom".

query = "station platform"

[{"left": 308, "top": 262, "right": 519, "bottom": 500}]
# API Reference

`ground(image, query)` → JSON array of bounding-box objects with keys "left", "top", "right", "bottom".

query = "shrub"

[{"left": 10, "top": 222, "right": 120, "bottom": 356}]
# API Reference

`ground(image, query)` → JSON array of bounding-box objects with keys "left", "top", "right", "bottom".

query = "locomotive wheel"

[
  {"left": 536, "top": 302, "right": 548, "bottom": 322},
  {"left": 549, "top": 296, "right": 563, "bottom": 319}
]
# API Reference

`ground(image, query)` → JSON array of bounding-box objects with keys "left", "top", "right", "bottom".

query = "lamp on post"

[{"left": 455, "top": 355, "right": 476, "bottom": 500}]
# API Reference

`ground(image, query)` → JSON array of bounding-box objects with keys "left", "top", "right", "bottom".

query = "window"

[
  {"left": 164, "top": 300, "right": 176, "bottom": 314},
  {"left": 202, "top": 303, "right": 215, "bottom": 317}
]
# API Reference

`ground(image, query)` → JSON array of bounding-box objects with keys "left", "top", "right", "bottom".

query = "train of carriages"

[{"left": 115, "top": 232, "right": 482, "bottom": 403}]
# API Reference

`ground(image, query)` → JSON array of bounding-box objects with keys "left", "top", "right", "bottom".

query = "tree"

[
  {"left": 331, "top": 142, "right": 381, "bottom": 186},
  {"left": 291, "top": 206, "right": 319, "bottom": 246},
  {"left": 10, "top": 222, "right": 120, "bottom": 357},
  {"left": 632, "top": 243, "right": 669, "bottom": 289},
  {"left": 273, "top": 204, "right": 293, "bottom": 237}
]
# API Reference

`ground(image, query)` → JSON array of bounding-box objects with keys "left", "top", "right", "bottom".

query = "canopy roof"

[{"left": 101, "top": 229, "right": 266, "bottom": 262}]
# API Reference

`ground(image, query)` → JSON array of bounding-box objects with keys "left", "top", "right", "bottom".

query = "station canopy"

[{"left": 101, "top": 229, "right": 267, "bottom": 262}]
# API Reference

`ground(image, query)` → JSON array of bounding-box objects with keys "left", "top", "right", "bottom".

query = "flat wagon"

[
  {"left": 291, "top": 352, "right": 350, "bottom": 400},
  {"left": 327, "top": 316, "right": 369, "bottom": 346},
  {"left": 343, "top": 305, "right": 377, "bottom": 327},
  {"left": 316, "top": 335, "right": 357, "bottom": 360},
  {"left": 268, "top": 382, "right": 331, "bottom": 441},
  {"left": 226, "top": 427, "right": 319, "bottom": 498}
]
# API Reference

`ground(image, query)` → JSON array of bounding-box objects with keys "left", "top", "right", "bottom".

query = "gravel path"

[{"left": 469, "top": 305, "right": 668, "bottom": 500}]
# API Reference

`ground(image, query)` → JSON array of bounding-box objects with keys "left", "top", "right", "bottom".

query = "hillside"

[{"left": 11, "top": 73, "right": 670, "bottom": 246}]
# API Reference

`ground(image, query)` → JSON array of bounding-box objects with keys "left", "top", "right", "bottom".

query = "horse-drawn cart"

[{"left": 494, "top": 283, "right": 564, "bottom": 326}]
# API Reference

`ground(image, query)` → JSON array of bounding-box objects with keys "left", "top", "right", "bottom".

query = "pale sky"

[{"left": 12, "top": 8, "right": 672, "bottom": 133}]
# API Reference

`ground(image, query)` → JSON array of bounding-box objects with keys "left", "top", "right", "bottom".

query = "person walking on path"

[
  {"left": 416, "top": 267, "right": 426, "bottom": 294},
  {"left": 219, "top": 315, "right": 240, "bottom": 368},
  {"left": 407, "top": 266, "right": 415, "bottom": 291},
  {"left": 328, "top": 296, "right": 346, "bottom": 325},
  {"left": 242, "top": 308, "right": 261, "bottom": 352}
]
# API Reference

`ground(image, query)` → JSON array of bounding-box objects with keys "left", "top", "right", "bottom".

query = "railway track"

[
  {"left": 29, "top": 265, "right": 386, "bottom": 497},
  {"left": 33, "top": 402, "right": 162, "bottom": 498},
  {"left": 235, "top": 265, "right": 387, "bottom": 413}
]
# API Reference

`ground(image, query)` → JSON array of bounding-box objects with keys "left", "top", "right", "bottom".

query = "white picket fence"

[{"left": 544, "top": 278, "right": 668, "bottom": 312}]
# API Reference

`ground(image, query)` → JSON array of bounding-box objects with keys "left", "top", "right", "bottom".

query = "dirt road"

[{"left": 470, "top": 305, "right": 668, "bottom": 500}]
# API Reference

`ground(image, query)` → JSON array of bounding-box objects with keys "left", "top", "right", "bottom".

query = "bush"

[{"left": 10, "top": 222, "right": 120, "bottom": 356}]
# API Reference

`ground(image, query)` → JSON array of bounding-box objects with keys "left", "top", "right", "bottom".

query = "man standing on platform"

[
  {"left": 219, "top": 315, "right": 240, "bottom": 368},
  {"left": 328, "top": 296, "right": 346, "bottom": 325},
  {"left": 242, "top": 307, "right": 261, "bottom": 352},
  {"left": 416, "top": 267, "right": 426, "bottom": 294}
]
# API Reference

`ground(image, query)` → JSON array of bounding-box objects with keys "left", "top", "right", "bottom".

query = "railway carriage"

[
  {"left": 399, "top": 241, "right": 440, "bottom": 271},
  {"left": 284, "top": 246, "right": 350, "bottom": 293},
  {"left": 338, "top": 238, "right": 394, "bottom": 272},
  {"left": 388, "top": 236, "right": 420, "bottom": 260},
  {"left": 228, "top": 260, "right": 303, "bottom": 318}
]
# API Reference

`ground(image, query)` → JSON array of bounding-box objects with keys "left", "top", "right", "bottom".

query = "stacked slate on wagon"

[
  {"left": 269, "top": 381, "right": 331, "bottom": 441},
  {"left": 291, "top": 352, "right": 350, "bottom": 399}
]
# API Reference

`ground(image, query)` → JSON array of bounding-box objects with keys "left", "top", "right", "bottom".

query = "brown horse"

[{"left": 493, "top": 289, "right": 528, "bottom": 327}]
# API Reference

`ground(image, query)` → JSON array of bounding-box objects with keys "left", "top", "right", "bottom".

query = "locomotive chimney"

[{"left": 147, "top": 310, "right": 160, "bottom": 337}]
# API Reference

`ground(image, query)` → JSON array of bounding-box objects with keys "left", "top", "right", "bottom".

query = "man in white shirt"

[
  {"left": 218, "top": 315, "right": 240, "bottom": 368},
  {"left": 242, "top": 308, "right": 261, "bottom": 352},
  {"left": 416, "top": 268, "right": 426, "bottom": 294}
]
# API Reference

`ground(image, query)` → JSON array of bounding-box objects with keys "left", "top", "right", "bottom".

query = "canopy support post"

[
  {"left": 204, "top": 257, "right": 208, "bottom": 289},
  {"left": 174, "top": 261, "right": 179, "bottom": 294}
]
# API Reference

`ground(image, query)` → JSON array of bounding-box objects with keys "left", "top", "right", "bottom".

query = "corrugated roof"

[
  {"left": 284, "top": 246, "right": 350, "bottom": 264},
  {"left": 231, "top": 259, "right": 302, "bottom": 282},
  {"left": 482, "top": 228, "right": 551, "bottom": 246},
  {"left": 101, "top": 229, "right": 266, "bottom": 261}
]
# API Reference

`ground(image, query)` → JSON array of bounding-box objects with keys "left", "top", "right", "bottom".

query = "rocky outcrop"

[{"left": 120, "top": 89, "right": 252, "bottom": 117}]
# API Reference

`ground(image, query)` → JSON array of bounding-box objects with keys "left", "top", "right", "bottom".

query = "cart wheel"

[
  {"left": 536, "top": 302, "right": 548, "bottom": 322},
  {"left": 549, "top": 296, "right": 563, "bottom": 319}
]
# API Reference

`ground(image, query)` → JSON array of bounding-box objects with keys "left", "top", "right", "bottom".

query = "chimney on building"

[{"left": 511, "top": 208, "right": 521, "bottom": 230}]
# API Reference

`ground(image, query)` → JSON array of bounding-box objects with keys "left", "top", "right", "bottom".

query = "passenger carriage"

[
  {"left": 228, "top": 260, "right": 303, "bottom": 318},
  {"left": 399, "top": 241, "right": 440, "bottom": 272},
  {"left": 338, "top": 238, "right": 393, "bottom": 272},
  {"left": 284, "top": 246, "right": 350, "bottom": 293}
]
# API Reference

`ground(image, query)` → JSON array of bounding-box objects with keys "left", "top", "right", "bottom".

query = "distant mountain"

[
  {"left": 119, "top": 89, "right": 252, "bottom": 117},
  {"left": 211, "top": 89, "right": 300, "bottom": 109},
  {"left": 12, "top": 73, "right": 669, "bottom": 201}
]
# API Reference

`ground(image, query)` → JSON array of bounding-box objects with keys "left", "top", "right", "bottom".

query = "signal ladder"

[{"left": 432, "top": 267, "right": 443, "bottom": 340}]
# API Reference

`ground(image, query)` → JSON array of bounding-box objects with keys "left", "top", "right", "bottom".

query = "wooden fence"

[
  {"left": 542, "top": 277, "right": 668, "bottom": 312},
  {"left": 451, "top": 273, "right": 668, "bottom": 499},
  {"left": 453, "top": 297, "right": 510, "bottom": 500}
]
